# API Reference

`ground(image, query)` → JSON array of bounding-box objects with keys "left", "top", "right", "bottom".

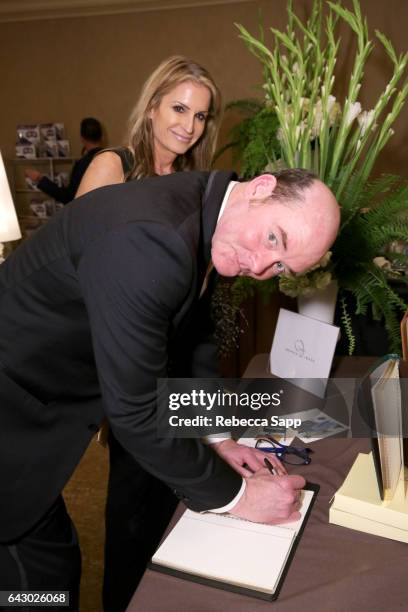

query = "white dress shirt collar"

[{"left": 217, "top": 181, "right": 239, "bottom": 222}]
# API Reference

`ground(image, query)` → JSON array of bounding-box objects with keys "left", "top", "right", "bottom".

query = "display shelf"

[
  {"left": 16, "top": 189, "right": 43, "bottom": 193},
  {"left": 8, "top": 157, "right": 75, "bottom": 238}
]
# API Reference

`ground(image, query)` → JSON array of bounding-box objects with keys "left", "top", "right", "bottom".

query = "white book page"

[
  {"left": 152, "top": 490, "right": 314, "bottom": 595},
  {"left": 370, "top": 360, "right": 402, "bottom": 497}
]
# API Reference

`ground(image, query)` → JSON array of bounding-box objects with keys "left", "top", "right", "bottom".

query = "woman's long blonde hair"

[{"left": 127, "top": 55, "right": 222, "bottom": 179}]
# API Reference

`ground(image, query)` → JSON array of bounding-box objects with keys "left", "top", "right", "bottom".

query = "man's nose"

[{"left": 249, "top": 253, "right": 276, "bottom": 277}]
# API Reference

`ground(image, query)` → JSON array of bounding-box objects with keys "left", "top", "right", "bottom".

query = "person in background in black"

[{"left": 25, "top": 117, "right": 103, "bottom": 204}]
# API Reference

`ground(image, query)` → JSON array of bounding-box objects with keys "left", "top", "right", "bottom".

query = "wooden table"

[{"left": 127, "top": 355, "right": 408, "bottom": 612}]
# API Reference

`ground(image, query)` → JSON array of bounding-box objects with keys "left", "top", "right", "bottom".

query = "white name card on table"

[{"left": 270, "top": 308, "right": 340, "bottom": 398}]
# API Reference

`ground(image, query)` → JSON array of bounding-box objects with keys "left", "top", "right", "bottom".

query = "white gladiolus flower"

[
  {"left": 309, "top": 96, "right": 341, "bottom": 138},
  {"left": 295, "top": 124, "right": 303, "bottom": 140},
  {"left": 344, "top": 102, "right": 362, "bottom": 127},
  {"left": 327, "top": 95, "right": 336, "bottom": 113},
  {"left": 357, "top": 109, "right": 376, "bottom": 135},
  {"left": 309, "top": 251, "right": 332, "bottom": 271},
  {"left": 373, "top": 256, "right": 392, "bottom": 270},
  {"left": 328, "top": 96, "right": 341, "bottom": 125},
  {"left": 309, "top": 99, "right": 323, "bottom": 137},
  {"left": 311, "top": 104, "right": 323, "bottom": 138},
  {"left": 299, "top": 97, "right": 310, "bottom": 111}
]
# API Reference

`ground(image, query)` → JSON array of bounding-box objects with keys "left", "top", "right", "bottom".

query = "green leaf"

[{"left": 375, "top": 30, "right": 398, "bottom": 66}]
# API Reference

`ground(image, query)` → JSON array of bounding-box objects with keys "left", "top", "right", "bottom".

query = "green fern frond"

[
  {"left": 214, "top": 103, "right": 280, "bottom": 177},
  {"left": 386, "top": 252, "right": 408, "bottom": 269},
  {"left": 230, "top": 276, "right": 279, "bottom": 305},
  {"left": 369, "top": 223, "right": 408, "bottom": 252},
  {"left": 340, "top": 294, "right": 356, "bottom": 355},
  {"left": 224, "top": 98, "right": 265, "bottom": 114},
  {"left": 230, "top": 276, "right": 258, "bottom": 306},
  {"left": 351, "top": 268, "right": 406, "bottom": 352}
]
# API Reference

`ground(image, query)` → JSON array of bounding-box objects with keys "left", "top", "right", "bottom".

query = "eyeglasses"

[{"left": 255, "top": 436, "right": 313, "bottom": 465}]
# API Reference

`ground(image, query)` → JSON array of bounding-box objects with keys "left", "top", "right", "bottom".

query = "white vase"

[{"left": 297, "top": 280, "right": 338, "bottom": 325}]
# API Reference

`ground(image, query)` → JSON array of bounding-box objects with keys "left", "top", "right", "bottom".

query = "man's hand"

[
  {"left": 230, "top": 469, "right": 306, "bottom": 524},
  {"left": 25, "top": 169, "right": 43, "bottom": 183},
  {"left": 211, "top": 439, "right": 286, "bottom": 477}
]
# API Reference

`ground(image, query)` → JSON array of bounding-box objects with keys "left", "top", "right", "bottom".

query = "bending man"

[{"left": 0, "top": 168, "right": 340, "bottom": 610}]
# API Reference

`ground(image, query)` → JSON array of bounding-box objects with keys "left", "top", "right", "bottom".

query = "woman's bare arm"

[{"left": 76, "top": 151, "right": 125, "bottom": 197}]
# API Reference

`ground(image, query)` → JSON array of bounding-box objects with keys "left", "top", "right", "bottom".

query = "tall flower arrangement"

[{"left": 230, "top": 0, "right": 408, "bottom": 354}]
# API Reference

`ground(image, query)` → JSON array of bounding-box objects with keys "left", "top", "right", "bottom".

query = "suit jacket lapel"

[
  {"left": 201, "top": 170, "right": 237, "bottom": 267},
  {"left": 171, "top": 170, "right": 237, "bottom": 336}
]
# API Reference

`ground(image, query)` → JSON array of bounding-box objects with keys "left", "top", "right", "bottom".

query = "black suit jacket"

[{"left": 0, "top": 170, "right": 242, "bottom": 542}]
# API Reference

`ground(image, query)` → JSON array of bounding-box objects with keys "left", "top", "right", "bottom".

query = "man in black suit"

[
  {"left": 25, "top": 117, "right": 103, "bottom": 204},
  {"left": 0, "top": 168, "right": 339, "bottom": 611}
]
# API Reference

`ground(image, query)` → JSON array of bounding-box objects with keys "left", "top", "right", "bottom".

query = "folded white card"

[{"left": 270, "top": 308, "right": 340, "bottom": 397}]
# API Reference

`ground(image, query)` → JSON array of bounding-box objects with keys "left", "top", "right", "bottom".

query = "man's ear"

[{"left": 246, "top": 174, "right": 277, "bottom": 204}]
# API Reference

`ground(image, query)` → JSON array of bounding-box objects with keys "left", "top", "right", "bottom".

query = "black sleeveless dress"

[
  {"left": 111, "top": 147, "right": 134, "bottom": 180},
  {"left": 96, "top": 146, "right": 135, "bottom": 181}
]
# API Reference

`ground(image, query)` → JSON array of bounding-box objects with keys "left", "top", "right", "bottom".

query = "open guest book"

[
  {"left": 329, "top": 349, "right": 408, "bottom": 543},
  {"left": 151, "top": 484, "right": 318, "bottom": 601}
]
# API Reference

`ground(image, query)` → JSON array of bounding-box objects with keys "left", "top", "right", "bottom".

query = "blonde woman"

[
  {"left": 78, "top": 56, "right": 222, "bottom": 612},
  {"left": 78, "top": 56, "right": 282, "bottom": 612},
  {"left": 76, "top": 55, "right": 221, "bottom": 195}
]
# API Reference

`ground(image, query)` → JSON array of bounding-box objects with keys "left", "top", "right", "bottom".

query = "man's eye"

[
  {"left": 274, "top": 261, "right": 285, "bottom": 274},
  {"left": 267, "top": 231, "right": 278, "bottom": 246}
]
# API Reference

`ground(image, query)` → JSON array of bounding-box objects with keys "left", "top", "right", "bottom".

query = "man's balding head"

[{"left": 211, "top": 169, "right": 340, "bottom": 279}]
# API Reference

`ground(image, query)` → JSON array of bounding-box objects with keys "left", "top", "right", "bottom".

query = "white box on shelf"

[
  {"left": 40, "top": 123, "right": 57, "bottom": 141},
  {"left": 54, "top": 122, "right": 65, "bottom": 140},
  {"left": 41, "top": 139, "right": 58, "bottom": 158},
  {"left": 16, "top": 124, "right": 41, "bottom": 145},
  {"left": 29, "top": 201, "right": 48, "bottom": 218},
  {"left": 29, "top": 197, "right": 55, "bottom": 218},
  {"left": 57, "top": 140, "right": 70, "bottom": 157},
  {"left": 15, "top": 144, "right": 37, "bottom": 159}
]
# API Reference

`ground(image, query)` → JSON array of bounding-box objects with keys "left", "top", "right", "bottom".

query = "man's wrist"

[
  {"left": 205, "top": 478, "right": 246, "bottom": 514},
  {"left": 202, "top": 433, "right": 231, "bottom": 445}
]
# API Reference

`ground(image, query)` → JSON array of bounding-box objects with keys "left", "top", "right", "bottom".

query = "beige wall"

[{"left": 1, "top": 0, "right": 407, "bottom": 176}]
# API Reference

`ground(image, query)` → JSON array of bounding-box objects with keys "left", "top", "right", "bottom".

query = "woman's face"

[{"left": 149, "top": 80, "right": 212, "bottom": 166}]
